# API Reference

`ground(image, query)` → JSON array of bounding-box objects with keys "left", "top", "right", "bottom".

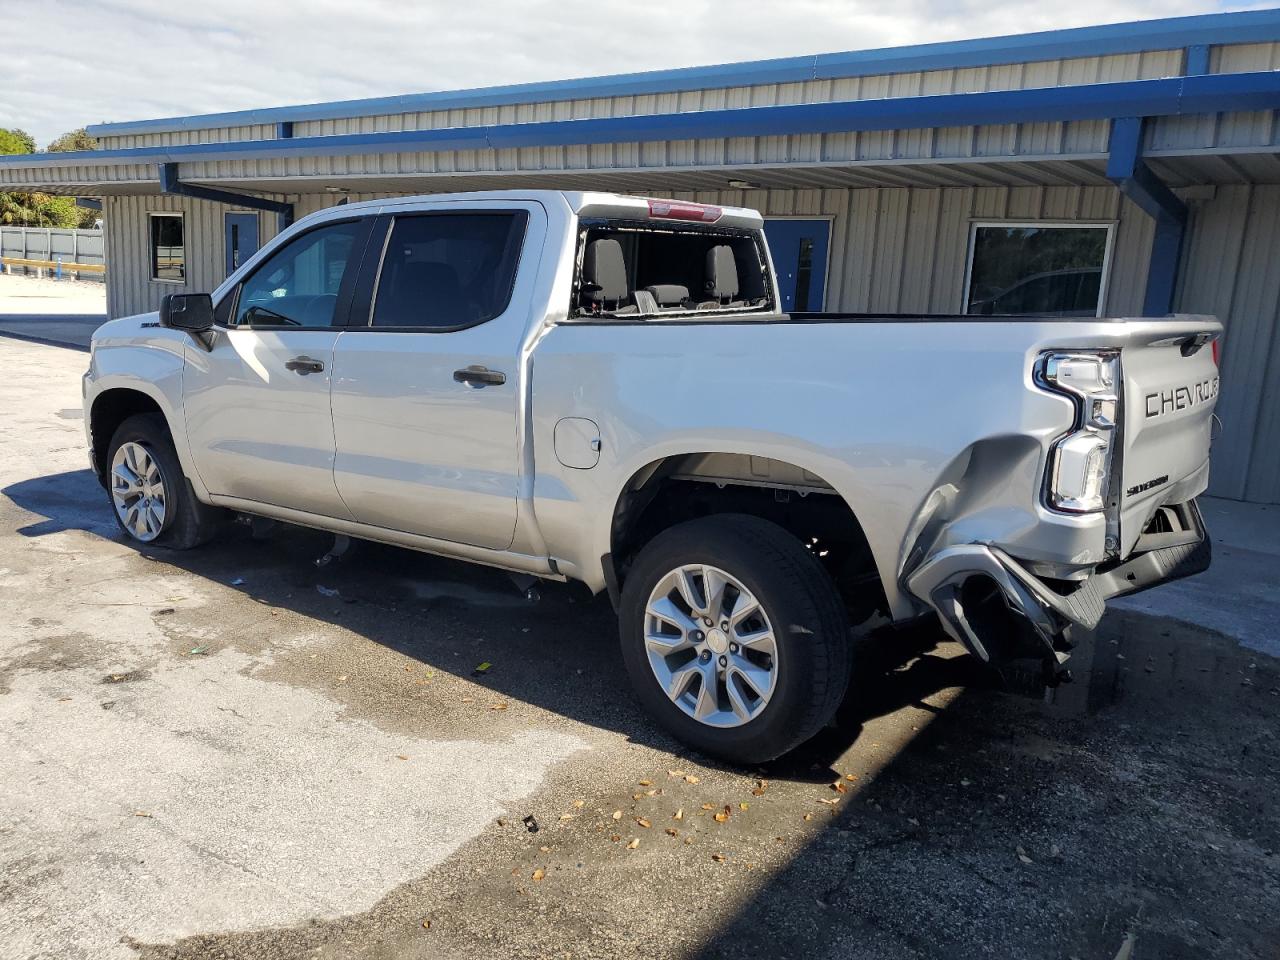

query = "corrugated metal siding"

[
  {"left": 102, "top": 194, "right": 281, "bottom": 319},
  {"left": 92, "top": 50, "right": 1191, "bottom": 151},
  {"left": 1176, "top": 184, "right": 1280, "bottom": 503}
]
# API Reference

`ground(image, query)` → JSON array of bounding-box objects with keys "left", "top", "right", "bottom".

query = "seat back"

[
  {"left": 582, "top": 238, "right": 629, "bottom": 307},
  {"left": 704, "top": 245, "right": 740, "bottom": 303}
]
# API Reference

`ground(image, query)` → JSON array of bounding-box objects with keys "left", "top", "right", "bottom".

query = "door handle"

[
  {"left": 453, "top": 365, "right": 506, "bottom": 387},
  {"left": 285, "top": 356, "right": 325, "bottom": 375}
]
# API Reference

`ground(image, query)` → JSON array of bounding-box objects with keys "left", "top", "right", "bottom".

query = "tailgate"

[{"left": 1118, "top": 323, "right": 1220, "bottom": 554}]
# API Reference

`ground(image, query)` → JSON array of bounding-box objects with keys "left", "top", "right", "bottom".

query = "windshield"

[{"left": 573, "top": 220, "right": 773, "bottom": 319}]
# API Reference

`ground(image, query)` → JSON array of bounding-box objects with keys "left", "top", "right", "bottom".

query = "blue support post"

[
  {"left": 1106, "top": 116, "right": 1188, "bottom": 316},
  {"left": 1185, "top": 44, "right": 1211, "bottom": 76},
  {"left": 275, "top": 122, "right": 295, "bottom": 235}
]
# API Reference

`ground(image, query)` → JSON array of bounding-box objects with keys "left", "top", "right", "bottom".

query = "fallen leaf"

[
  {"left": 611, "top": 810, "right": 623, "bottom": 821},
  {"left": 539, "top": 845, "right": 551, "bottom": 853},
  {"left": 1016, "top": 845, "right": 1034, "bottom": 865},
  {"left": 559, "top": 813, "right": 574, "bottom": 821},
  {"left": 831, "top": 780, "right": 848, "bottom": 794},
  {"left": 645, "top": 789, "right": 659, "bottom": 797},
  {"left": 461, "top": 697, "right": 474, "bottom": 703},
  {"left": 665, "top": 828, "right": 679, "bottom": 837},
  {"left": 610, "top": 834, "right": 621, "bottom": 842},
  {"left": 627, "top": 838, "right": 640, "bottom": 850},
  {"left": 573, "top": 800, "right": 585, "bottom": 809},
  {"left": 490, "top": 702, "right": 508, "bottom": 711},
  {"left": 684, "top": 837, "right": 694, "bottom": 845},
  {"left": 337, "top": 675, "right": 348, "bottom": 682},
  {"left": 422, "top": 920, "right": 431, "bottom": 930},
  {"left": 844, "top": 773, "right": 858, "bottom": 782},
  {"left": 668, "top": 769, "right": 685, "bottom": 778},
  {"left": 684, "top": 774, "right": 700, "bottom": 784},
  {"left": 816, "top": 798, "right": 839, "bottom": 806},
  {"left": 700, "top": 803, "right": 716, "bottom": 811},
  {"left": 803, "top": 813, "right": 814, "bottom": 822},
  {"left": 638, "top": 779, "right": 652, "bottom": 786},
  {"left": 739, "top": 802, "right": 749, "bottom": 811},
  {"left": 751, "top": 780, "right": 768, "bottom": 796},
  {"left": 636, "top": 818, "right": 652, "bottom": 829},
  {"left": 133, "top": 811, "right": 152, "bottom": 818},
  {"left": 532, "top": 868, "right": 545, "bottom": 881},
  {"left": 714, "top": 806, "right": 730, "bottom": 823},
  {"left": 673, "top": 808, "right": 684, "bottom": 821},
  {"left": 711, "top": 853, "right": 726, "bottom": 862},
  {"left": 396, "top": 754, "right": 409, "bottom": 761},
  {"left": 474, "top": 661, "right": 492, "bottom": 673}
]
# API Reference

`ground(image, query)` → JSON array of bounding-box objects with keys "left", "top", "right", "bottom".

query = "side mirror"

[{"left": 159, "top": 293, "right": 214, "bottom": 333}]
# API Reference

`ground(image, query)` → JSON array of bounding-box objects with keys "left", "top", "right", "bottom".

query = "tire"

[
  {"left": 105, "top": 413, "right": 225, "bottom": 550},
  {"left": 619, "top": 514, "right": 851, "bottom": 765}
]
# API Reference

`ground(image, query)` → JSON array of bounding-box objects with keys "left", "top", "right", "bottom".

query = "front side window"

[
  {"left": 149, "top": 213, "right": 185, "bottom": 282},
  {"left": 371, "top": 213, "right": 527, "bottom": 329},
  {"left": 234, "top": 220, "right": 364, "bottom": 327},
  {"left": 965, "top": 224, "right": 1110, "bottom": 317}
]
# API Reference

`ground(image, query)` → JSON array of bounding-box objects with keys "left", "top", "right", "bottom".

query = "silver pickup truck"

[{"left": 84, "top": 190, "right": 1221, "bottom": 763}]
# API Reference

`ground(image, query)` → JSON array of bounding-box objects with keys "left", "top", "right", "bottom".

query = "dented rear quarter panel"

[{"left": 531, "top": 315, "right": 1221, "bottom": 620}]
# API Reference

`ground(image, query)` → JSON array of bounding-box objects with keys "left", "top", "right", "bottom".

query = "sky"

[{"left": 0, "top": 0, "right": 1266, "bottom": 147}]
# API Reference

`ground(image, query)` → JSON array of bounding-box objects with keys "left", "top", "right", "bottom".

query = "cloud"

[{"left": 0, "top": 0, "right": 1255, "bottom": 146}]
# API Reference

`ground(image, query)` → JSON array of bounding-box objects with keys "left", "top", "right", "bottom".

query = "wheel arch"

[
  {"left": 88, "top": 383, "right": 188, "bottom": 489},
  {"left": 604, "top": 450, "right": 895, "bottom": 623}
]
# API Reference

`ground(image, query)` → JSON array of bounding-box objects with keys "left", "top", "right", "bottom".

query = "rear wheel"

[
  {"left": 106, "top": 413, "right": 224, "bottom": 550},
  {"left": 619, "top": 514, "right": 851, "bottom": 764}
]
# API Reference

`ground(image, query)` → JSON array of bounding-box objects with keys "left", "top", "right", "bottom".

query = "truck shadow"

[{"left": 4, "top": 468, "right": 978, "bottom": 771}]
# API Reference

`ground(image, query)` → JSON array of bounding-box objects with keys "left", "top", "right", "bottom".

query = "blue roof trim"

[
  {"left": 85, "top": 9, "right": 1280, "bottom": 138},
  {"left": 10, "top": 71, "right": 1279, "bottom": 173}
]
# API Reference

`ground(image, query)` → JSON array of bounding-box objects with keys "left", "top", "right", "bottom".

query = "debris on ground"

[{"left": 522, "top": 815, "right": 539, "bottom": 833}]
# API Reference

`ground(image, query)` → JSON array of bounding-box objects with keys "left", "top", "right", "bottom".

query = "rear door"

[
  {"left": 330, "top": 201, "right": 544, "bottom": 550},
  {"left": 1119, "top": 324, "right": 1221, "bottom": 548},
  {"left": 183, "top": 216, "right": 373, "bottom": 519}
]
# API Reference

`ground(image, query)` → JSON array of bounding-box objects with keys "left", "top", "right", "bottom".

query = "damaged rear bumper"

[{"left": 906, "top": 499, "right": 1211, "bottom": 681}]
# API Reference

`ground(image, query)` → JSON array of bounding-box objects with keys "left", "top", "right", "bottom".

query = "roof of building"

[{"left": 82, "top": 8, "right": 1280, "bottom": 138}]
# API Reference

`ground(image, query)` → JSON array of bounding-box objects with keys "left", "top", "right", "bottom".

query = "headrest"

[
  {"left": 645, "top": 284, "right": 690, "bottom": 306},
  {"left": 704, "top": 245, "right": 739, "bottom": 300},
  {"left": 582, "top": 238, "right": 628, "bottom": 303}
]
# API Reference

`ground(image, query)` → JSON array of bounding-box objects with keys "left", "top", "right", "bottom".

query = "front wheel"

[
  {"left": 618, "top": 514, "right": 852, "bottom": 764},
  {"left": 106, "top": 413, "right": 224, "bottom": 550}
]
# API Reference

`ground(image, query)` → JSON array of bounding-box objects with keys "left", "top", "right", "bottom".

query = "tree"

[
  {"left": 0, "top": 127, "right": 36, "bottom": 155},
  {"left": 46, "top": 128, "right": 98, "bottom": 153},
  {"left": 0, "top": 127, "right": 99, "bottom": 228}
]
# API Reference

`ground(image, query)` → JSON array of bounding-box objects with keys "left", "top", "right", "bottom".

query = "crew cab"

[{"left": 84, "top": 190, "right": 1221, "bottom": 763}]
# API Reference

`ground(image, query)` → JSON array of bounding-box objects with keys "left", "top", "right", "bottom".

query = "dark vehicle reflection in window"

[{"left": 968, "top": 266, "right": 1103, "bottom": 317}]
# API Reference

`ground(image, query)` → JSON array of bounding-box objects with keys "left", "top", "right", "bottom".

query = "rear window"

[{"left": 574, "top": 220, "right": 772, "bottom": 318}]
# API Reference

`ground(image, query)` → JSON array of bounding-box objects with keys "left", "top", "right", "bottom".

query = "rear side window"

[{"left": 371, "top": 212, "right": 527, "bottom": 330}]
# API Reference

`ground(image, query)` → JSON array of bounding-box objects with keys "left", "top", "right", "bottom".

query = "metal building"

[{"left": 3, "top": 9, "right": 1280, "bottom": 503}]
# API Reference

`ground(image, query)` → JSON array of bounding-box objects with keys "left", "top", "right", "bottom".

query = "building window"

[
  {"left": 964, "top": 222, "right": 1112, "bottom": 317},
  {"left": 149, "top": 212, "right": 185, "bottom": 282}
]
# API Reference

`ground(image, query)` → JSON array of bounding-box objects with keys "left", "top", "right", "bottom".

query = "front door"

[
  {"left": 224, "top": 212, "right": 260, "bottom": 277},
  {"left": 184, "top": 216, "right": 372, "bottom": 519},
  {"left": 763, "top": 219, "right": 831, "bottom": 312},
  {"left": 331, "top": 203, "right": 543, "bottom": 550}
]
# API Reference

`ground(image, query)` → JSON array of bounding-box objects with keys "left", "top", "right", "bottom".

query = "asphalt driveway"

[{"left": 1, "top": 336, "right": 1276, "bottom": 960}]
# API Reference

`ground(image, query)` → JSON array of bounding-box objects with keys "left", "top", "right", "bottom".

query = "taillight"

[
  {"left": 646, "top": 199, "right": 722, "bottom": 223},
  {"left": 1035, "top": 351, "right": 1120, "bottom": 514},
  {"left": 1212, "top": 337, "right": 1221, "bottom": 367}
]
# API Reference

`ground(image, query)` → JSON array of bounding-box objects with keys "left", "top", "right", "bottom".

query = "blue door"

[
  {"left": 763, "top": 219, "right": 831, "bottom": 312},
  {"left": 224, "top": 212, "right": 260, "bottom": 277}
]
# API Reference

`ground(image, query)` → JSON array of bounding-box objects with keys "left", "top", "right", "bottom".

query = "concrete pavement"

[
  {"left": 0, "top": 274, "right": 106, "bottom": 349},
  {"left": 1, "top": 336, "right": 1277, "bottom": 960}
]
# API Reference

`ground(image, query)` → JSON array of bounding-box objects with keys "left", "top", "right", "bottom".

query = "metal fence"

[{"left": 0, "top": 225, "right": 106, "bottom": 281}]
